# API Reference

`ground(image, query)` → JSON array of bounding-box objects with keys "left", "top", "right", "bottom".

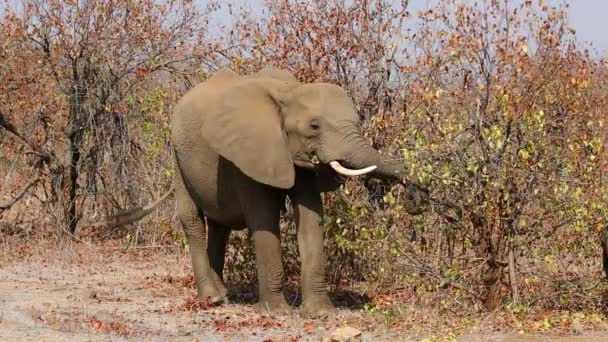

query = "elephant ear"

[{"left": 202, "top": 78, "right": 297, "bottom": 189}]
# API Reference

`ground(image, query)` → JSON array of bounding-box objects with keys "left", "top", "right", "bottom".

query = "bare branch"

[
  {"left": 0, "top": 110, "right": 55, "bottom": 163},
  {"left": 0, "top": 176, "right": 40, "bottom": 211}
]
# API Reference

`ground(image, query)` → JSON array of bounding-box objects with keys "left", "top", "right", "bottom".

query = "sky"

[{"left": 566, "top": 0, "right": 608, "bottom": 55}]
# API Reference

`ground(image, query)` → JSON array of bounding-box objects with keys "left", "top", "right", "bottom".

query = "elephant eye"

[{"left": 310, "top": 118, "right": 320, "bottom": 131}]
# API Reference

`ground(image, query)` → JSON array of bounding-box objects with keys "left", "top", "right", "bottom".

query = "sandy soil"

[
  {"left": 1, "top": 240, "right": 607, "bottom": 341},
  {"left": 0, "top": 242, "right": 406, "bottom": 341}
]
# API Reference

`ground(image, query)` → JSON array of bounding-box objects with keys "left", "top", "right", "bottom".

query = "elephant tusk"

[{"left": 329, "top": 161, "right": 377, "bottom": 176}]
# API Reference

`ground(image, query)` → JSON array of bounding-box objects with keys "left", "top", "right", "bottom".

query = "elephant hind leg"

[
  {"left": 207, "top": 220, "right": 231, "bottom": 282},
  {"left": 176, "top": 181, "right": 227, "bottom": 304}
]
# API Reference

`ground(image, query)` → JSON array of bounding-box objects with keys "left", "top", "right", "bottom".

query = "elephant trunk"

[
  {"left": 342, "top": 140, "right": 409, "bottom": 182},
  {"left": 337, "top": 139, "right": 429, "bottom": 214}
]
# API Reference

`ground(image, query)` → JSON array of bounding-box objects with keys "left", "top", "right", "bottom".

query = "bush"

[
  {"left": 2, "top": 0, "right": 606, "bottom": 313},
  {"left": 226, "top": 0, "right": 608, "bottom": 311}
]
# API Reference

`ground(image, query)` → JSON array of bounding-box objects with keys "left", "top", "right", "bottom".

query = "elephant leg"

[
  {"left": 238, "top": 180, "right": 290, "bottom": 313},
  {"left": 207, "top": 220, "right": 231, "bottom": 281},
  {"left": 292, "top": 170, "right": 335, "bottom": 317},
  {"left": 176, "top": 181, "right": 227, "bottom": 304}
]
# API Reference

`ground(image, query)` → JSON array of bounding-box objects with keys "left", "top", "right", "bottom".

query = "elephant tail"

[{"left": 98, "top": 185, "right": 175, "bottom": 229}]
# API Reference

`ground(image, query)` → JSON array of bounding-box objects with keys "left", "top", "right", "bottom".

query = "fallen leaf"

[
  {"left": 304, "top": 321, "right": 315, "bottom": 334},
  {"left": 89, "top": 316, "right": 131, "bottom": 337}
]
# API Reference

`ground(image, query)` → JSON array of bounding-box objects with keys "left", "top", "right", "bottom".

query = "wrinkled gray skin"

[{"left": 170, "top": 68, "right": 426, "bottom": 316}]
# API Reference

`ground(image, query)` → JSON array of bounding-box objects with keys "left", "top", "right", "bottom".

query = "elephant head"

[{"left": 201, "top": 69, "right": 428, "bottom": 212}]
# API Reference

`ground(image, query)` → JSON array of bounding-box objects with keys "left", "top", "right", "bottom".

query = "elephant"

[{"left": 113, "top": 67, "right": 428, "bottom": 316}]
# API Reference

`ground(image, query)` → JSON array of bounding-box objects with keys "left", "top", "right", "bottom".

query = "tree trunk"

[
  {"left": 484, "top": 265, "right": 503, "bottom": 310},
  {"left": 65, "top": 78, "right": 86, "bottom": 236},
  {"left": 508, "top": 246, "right": 520, "bottom": 305},
  {"left": 601, "top": 225, "right": 608, "bottom": 278},
  {"left": 472, "top": 212, "right": 507, "bottom": 310},
  {"left": 66, "top": 132, "right": 81, "bottom": 235}
]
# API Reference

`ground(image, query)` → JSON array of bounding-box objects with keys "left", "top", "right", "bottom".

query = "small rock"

[
  {"left": 177, "top": 326, "right": 192, "bottom": 336},
  {"left": 77, "top": 289, "right": 97, "bottom": 301},
  {"left": 322, "top": 326, "right": 362, "bottom": 342}
]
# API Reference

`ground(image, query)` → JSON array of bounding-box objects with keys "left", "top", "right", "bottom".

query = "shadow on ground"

[{"left": 225, "top": 281, "right": 370, "bottom": 310}]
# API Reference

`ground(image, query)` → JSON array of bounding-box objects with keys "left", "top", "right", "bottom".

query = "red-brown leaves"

[
  {"left": 0, "top": 0, "right": 223, "bottom": 231},
  {"left": 303, "top": 321, "right": 315, "bottom": 334},
  {"left": 179, "top": 297, "right": 214, "bottom": 312},
  {"left": 89, "top": 316, "right": 132, "bottom": 337},
  {"left": 228, "top": 0, "right": 406, "bottom": 96}
]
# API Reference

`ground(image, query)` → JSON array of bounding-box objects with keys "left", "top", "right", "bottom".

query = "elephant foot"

[
  {"left": 198, "top": 281, "right": 228, "bottom": 304},
  {"left": 300, "top": 295, "right": 336, "bottom": 318},
  {"left": 253, "top": 296, "right": 292, "bottom": 315}
]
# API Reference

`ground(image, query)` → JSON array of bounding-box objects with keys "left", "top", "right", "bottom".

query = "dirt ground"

[{"left": 1, "top": 239, "right": 607, "bottom": 341}]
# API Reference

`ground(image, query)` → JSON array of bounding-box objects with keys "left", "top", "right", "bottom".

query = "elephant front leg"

[
  {"left": 239, "top": 181, "right": 291, "bottom": 314},
  {"left": 293, "top": 172, "right": 335, "bottom": 317},
  {"left": 250, "top": 228, "right": 291, "bottom": 313},
  {"left": 176, "top": 184, "right": 227, "bottom": 304}
]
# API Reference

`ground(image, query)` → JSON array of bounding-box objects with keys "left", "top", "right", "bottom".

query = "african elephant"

[{"left": 168, "top": 67, "right": 426, "bottom": 316}]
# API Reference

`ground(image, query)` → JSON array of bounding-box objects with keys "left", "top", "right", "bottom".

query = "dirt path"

[
  {"left": 1, "top": 242, "right": 606, "bottom": 341},
  {"left": 0, "top": 245, "right": 406, "bottom": 341}
]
